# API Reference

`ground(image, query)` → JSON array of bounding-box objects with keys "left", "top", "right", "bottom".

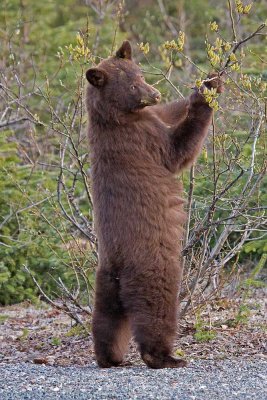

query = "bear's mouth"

[{"left": 140, "top": 94, "right": 161, "bottom": 107}]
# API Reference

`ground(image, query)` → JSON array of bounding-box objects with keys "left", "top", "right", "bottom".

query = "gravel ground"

[{"left": 0, "top": 359, "right": 266, "bottom": 400}]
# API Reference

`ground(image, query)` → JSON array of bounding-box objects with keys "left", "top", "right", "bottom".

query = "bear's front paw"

[
  {"left": 190, "top": 73, "right": 224, "bottom": 107},
  {"left": 203, "top": 73, "right": 224, "bottom": 94}
]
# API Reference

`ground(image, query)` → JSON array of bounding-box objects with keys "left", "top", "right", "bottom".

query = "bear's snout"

[
  {"left": 140, "top": 87, "right": 161, "bottom": 106},
  {"left": 151, "top": 90, "right": 161, "bottom": 103}
]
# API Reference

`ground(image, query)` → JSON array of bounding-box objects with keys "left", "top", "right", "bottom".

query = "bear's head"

[{"left": 86, "top": 41, "right": 161, "bottom": 114}]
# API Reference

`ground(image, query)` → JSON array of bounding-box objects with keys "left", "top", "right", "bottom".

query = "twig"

[
  {"left": 24, "top": 265, "right": 87, "bottom": 325},
  {"left": 184, "top": 165, "right": 195, "bottom": 249},
  {"left": 157, "top": 0, "right": 178, "bottom": 37},
  {"left": 227, "top": 0, "right": 237, "bottom": 43},
  {"left": 220, "top": 23, "right": 266, "bottom": 74}
]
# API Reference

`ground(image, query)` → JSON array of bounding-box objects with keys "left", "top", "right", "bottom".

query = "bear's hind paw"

[
  {"left": 142, "top": 353, "right": 188, "bottom": 369},
  {"left": 96, "top": 357, "right": 123, "bottom": 368}
]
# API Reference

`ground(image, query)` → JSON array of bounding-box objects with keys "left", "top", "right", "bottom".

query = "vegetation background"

[{"left": 0, "top": 1, "right": 266, "bottom": 318}]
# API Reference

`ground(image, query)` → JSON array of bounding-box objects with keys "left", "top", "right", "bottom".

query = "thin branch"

[
  {"left": 220, "top": 23, "right": 266, "bottom": 73},
  {"left": 157, "top": 0, "right": 178, "bottom": 37},
  {"left": 24, "top": 265, "right": 87, "bottom": 326},
  {"left": 184, "top": 165, "right": 195, "bottom": 249},
  {"left": 0, "top": 117, "right": 36, "bottom": 129},
  {"left": 227, "top": 0, "right": 237, "bottom": 43}
]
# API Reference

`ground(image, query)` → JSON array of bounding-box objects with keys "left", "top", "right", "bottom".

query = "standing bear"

[{"left": 86, "top": 41, "right": 223, "bottom": 369}]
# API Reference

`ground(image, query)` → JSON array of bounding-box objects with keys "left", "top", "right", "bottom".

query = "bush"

[{"left": 0, "top": 0, "right": 266, "bottom": 314}]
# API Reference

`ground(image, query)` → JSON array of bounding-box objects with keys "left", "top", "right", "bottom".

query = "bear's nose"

[{"left": 152, "top": 91, "right": 161, "bottom": 102}]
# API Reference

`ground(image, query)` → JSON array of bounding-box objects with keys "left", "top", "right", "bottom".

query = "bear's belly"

[{"left": 92, "top": 167, "right": 186, "bottom": 260}]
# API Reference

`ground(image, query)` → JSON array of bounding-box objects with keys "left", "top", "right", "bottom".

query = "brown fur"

[{"left": 86, "top": 41, "right": 223, "bottom": 369}]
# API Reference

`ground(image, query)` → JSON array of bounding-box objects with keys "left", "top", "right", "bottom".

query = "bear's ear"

[
  {"left": 116, "top": 40, "right": 132, "bottom": 60},
  {"left": 86, "top": 68, "right": 107, "bottom": 87}
]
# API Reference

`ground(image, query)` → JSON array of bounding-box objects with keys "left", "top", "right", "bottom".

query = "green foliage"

[
  {"left": 194, "top": 329, "right": 217, "bottom": 342},
  {"left": 226, "top": 304, "right": 251, "bottom": 327},
  {"left": 240, "top": 253, "right": 267, "bottom": 290},
  {"left": 243, "top": 241, "right": 267, "bottom": 255},
  {"left": 65, "top": 323, "right": 90, "bottom": 337},
  {"left": 175, "top": 348, "right": 185, "bottom": 357},
  {"left": 0, "top": 315, "right": 9, "bottom": 324},
  {"left": 0, "top": 132, "right": 94, "bottom": 304},
  {"left": 194, "top": 315, "right": 217, "bottom": 342},
  {"left": 19, "top": 328, "right": 30, "bottom": 341},
  {"left": 0, "top": 0, "right": 266, "bottom": 306},
  {"left": 51, "top": 337, "right": 62, "bottom": 346},
  {"left": 0, "top": 0, "right": 124, "bottom": 305},
  {"left": 227, "top": 255, "right": 267, "bottom": 327},
  {"left": 0, "top": 130, "right": 92, "bottom": 304}
]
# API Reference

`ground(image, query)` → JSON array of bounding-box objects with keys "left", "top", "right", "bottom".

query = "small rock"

[{"left": 33, "top": 357, "right": 48, "bottom": 365}]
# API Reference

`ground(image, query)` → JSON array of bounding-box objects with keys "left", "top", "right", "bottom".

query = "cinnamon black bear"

[{"left": 86, "top": 41, "right": 223, "bottom": 368}]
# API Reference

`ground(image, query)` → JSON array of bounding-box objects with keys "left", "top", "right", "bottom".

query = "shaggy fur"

[{"left": 86, "top": 41, "right": 223, "bottom": 369}]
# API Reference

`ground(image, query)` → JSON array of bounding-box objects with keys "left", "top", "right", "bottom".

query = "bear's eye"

[{"left": 130, "top": 85, "right": 137, "bottom": 91}]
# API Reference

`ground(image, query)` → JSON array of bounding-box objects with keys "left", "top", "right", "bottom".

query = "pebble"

[{"left": 0, "top": 359, "right": 266, "bottom": 399}]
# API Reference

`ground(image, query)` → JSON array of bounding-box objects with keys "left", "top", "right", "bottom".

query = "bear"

[{"left": 85, "top": 40, "right": 223, "bottom": 369}]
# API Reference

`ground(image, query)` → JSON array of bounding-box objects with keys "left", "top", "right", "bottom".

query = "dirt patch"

[{"left": 0, "top": 288, "right": 266, "bottom": 367}]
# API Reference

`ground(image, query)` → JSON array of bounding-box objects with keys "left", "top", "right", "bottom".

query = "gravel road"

[{"left": 0, "top": 359, "right": 266, "bottom": 400}]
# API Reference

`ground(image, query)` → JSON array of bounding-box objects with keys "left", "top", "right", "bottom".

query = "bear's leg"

[
  {"left": 121, "top": 268, "right": 187, "bottom": 369},
  {"left": 134, "top": 315, "right": 187, "bottom": 369},
  {"left": 92, "top": 268, "right": 131, "bottom": 368}
]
